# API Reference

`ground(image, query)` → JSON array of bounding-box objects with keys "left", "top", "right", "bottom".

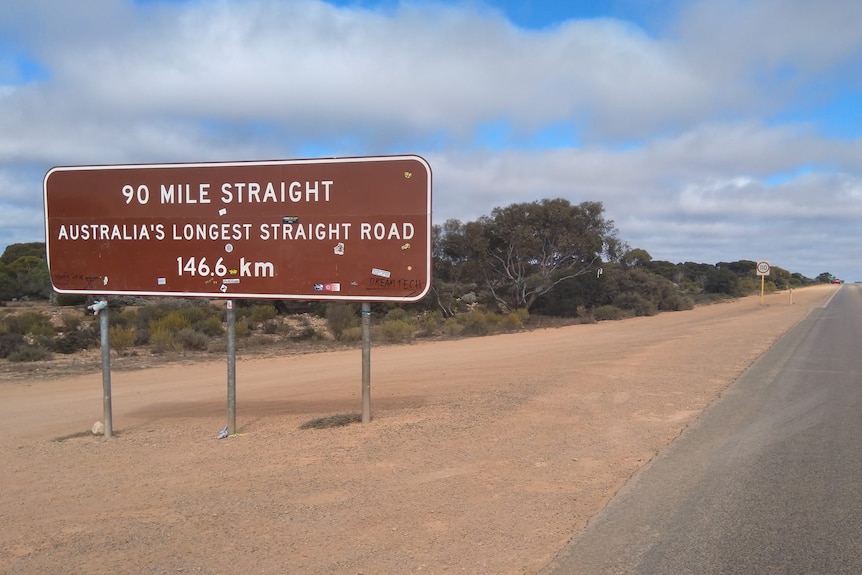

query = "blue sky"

[{"left": 2, "top": 0, "right": 861, "bottom": 281}]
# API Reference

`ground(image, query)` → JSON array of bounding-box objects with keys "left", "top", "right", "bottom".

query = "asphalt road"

[{"left": 540, "top": 284, "right": 862, "bottom": 575}]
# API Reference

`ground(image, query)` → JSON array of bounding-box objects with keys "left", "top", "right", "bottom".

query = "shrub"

[
  {"left": 240, "top": 335, "right": 271, "bottom": 349},
  {"left": 417, "top": 311, "right": 443, "bottom": 337},
  {"left": 54, "top": 327, "right": 98, "bottom": 354},
  {"left": 29, "top": 322, "right": 56, "bottom": 337},
  {"left": 289, "top": 315, "right": 324, "bottom": 341},
  {"left": 290, "top": 325, "right": 318, "bottom": 341},
  {"left": 176, "top": 305, "right": 208, "bottom": 326},
  {"left": 326, "top": 302, "right": 358, "bottom": 340},
  {"left": 501, "top": 309, "right": 529, "bottom": 331},
  {"left": 3, "top": 311, "right": 54, "bottom": 336},
  {"left": 457, "top": 311, "right": 492, "bottom": 336},
  {"left": 207, "top": 339, "right": 227, "bottom": 354},
  {"left": 147, "top": 308, "right": 206, "bottom": 353},
  {"left": 196, "top": 316, "right": 225, "bottom": 337},
  {"left": 175, "top": 327, "right": 209, "bottom": 351},
  {"left": 384, "top": 307, "right": 412, "bottom": 322},
  {"left": 149, "top": 324, "right": 177, "bottom": 353},
  {"left": 378, "top": 319, "right": 415, "bottom": 343},
  {"left": 275, "top": 322, "right": 293, "bottom": 336},
  {"left": 134, "top": 305, "right": 166, "bottom": 331},
  {"left": 0, "top": 332, "right": 25, "bottom": 358},
  {"left": 108, "top": 308, "right": 137, "bottom": 329},
  {"left": 134, "top": 325, "right": 150, "bottom": 346},
  {"left": 151, "top": 311, "right": 191, "bottom": 333},
  {"left": 8, "top": 345, "right": 52, "bottom": 362},
  {"left": 234, "top": 318, "right": 251, "bottom": 338},
  {"left": 659, "top": 292, "right": 694, "bottom": 312},
  {"left": 442, "top": 317, "right": 465, "bottom": 337},
  {"left": 247, "top": 304, "right": 277, "bottom": 325},
  {"left": 109, "top": 326, "right": 136, "bottom": 353},
  {"left": 594, "top": 305, "right": 625, "bottom": 321},
  {"left": 54, "top": 294, "right": 88, "bottom": 306},
  {"left": 612, "top": 292, "right": 657, "bottom": 317},
  {"left": 739, "top": 278, "right": 758, "bottom": 293},
  {"left": 60, "top": 312, "right": 84, "bottom": 332},
  {"left": 340, "top": 326, "right": 362, "bottom": 342},
  {"left": 575, "top": 306, "right": 596, "bottom": 324}
]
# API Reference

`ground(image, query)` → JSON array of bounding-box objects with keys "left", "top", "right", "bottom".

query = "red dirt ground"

[{"left": 0, "top": 286, "right": 834, "bottom": 574}]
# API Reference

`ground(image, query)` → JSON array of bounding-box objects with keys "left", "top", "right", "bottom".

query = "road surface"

[{"left": 541, "top": 284, "right": 862, "bottom": 574}]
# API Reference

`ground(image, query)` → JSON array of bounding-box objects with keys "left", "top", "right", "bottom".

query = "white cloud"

[
  {"left": 0, "top": 0, "right": 734, "bottom": 147},
  {"left": 674, "top": 0, "right": 862, "bottom": 73}
]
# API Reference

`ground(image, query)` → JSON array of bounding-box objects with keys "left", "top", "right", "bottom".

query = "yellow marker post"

[{"left": 756, "top": 261, "right": 771, "bottom": 306}]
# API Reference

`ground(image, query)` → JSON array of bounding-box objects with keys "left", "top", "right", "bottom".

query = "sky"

[{"left": 1, "top": 0, "right": 861, "bottom": 281}]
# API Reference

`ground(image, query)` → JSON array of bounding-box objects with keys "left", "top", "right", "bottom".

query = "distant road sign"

[
  {"left": 44, "top": 155, "right": 432, "bottom": 302},
  {"left": 756, "top": 261, "right": 771, "bottom": 276}
]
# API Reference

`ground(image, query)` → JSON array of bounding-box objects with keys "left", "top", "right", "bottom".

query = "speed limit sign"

[{"left": 756, "top": 261, "right": 771, "bottom": 276}]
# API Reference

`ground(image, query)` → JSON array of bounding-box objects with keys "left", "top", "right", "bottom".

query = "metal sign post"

[
  {"left": 361, "top": 303, "right": 372, "bottom": 423},
  {"left": 226, "top": 300, "right": 237, "bottom": 435},
  {"left": 98, "top": 300, "right": 113, "bottom": 438}
]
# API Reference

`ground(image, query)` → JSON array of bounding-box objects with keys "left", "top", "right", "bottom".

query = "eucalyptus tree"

[{"left": 476, "top": 198, "right": 622, "bottom": 311}]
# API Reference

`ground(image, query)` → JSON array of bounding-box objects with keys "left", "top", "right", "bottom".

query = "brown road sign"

[{"left": 44, "top": 155, "right": 432, "bottom": 302}]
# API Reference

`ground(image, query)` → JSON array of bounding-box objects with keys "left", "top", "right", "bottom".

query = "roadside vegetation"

[{"left": 0, "top": 198, "right": 835, "bottom": 364}]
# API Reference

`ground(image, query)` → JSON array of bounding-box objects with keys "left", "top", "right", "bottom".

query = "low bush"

[
  {"left": 612, "top": 292, "right": 657, "bottom": 317},
  {"left": 2, "top": 310, "right": 54, "bottom": 336},
  {"left": 416, "top": 311, "right": 443, "bottom": 337},
  {"left": 149, "top": 324, "right": 177, "bottom": 353},
  {"left": 378, "top": 319, "right": 415, "bottom": 344},
  {"left": 133, "top": 305, "right": 166, "bottom": 331},
  {"left": 53, "top": 327, "right": 98, "bottom": 354},
  {"left": 54, "top": 294, "right": 88, "bottom": 307},
  {"left": 109, "top": 326, "right": 136, "bottom": 353},
  {"left": 60, "top": 312, "right": 84, "bottom": 332},
  {"left": 109, "top": 308, "right": 138, "bottom": 329},
  {"left": 0, "top": 332, "right": 25, "bottom": 358},
  {"left": 442, "top": 317, "right": 465, "bottom": 337},
  {"left": 340, "top": 326, "right": 362, "bottom": 342},
  {"left": 196, "top": 316, "right": 225, "bottom": 337},
  {"left": 8, "top": 345, "right": 52, "bottom": 362},
  {"left": 594, "top": 305, "right": 626, "bottom": 321},
  {"left": 134, "top": 325, "right": 150, "bottom": 346},
  {"left": 261, "top": 320, "right": 279, "bottom": 335},
  {"left": 150, "top": 311, "right": 192, "bottom": 333},
  {"left": 235, "top": 318, "right": 251, "bottom": 338},
  {"left": 246, "top": 304, "right": 277, "bottom": 325},
  {"left": 239, "top": 335, "right": 271, "bottom": 349},
  {"left": 457, "top": 311, "right": 494, "bottom": 336},
  {"left": 384, "top": 308, "right": 413, "bottom": 323},
  {"left": 659, "top": 292, "right": 694, "bottom": 312},
  {"left": 326, "top": 302, "right": 358, "bottom": 340},
  {"left": 501, "top": 309, "right": 529, "bottom": 331},
  {"left": 175, "top": 327, "right": 209, "bottom": 351}
]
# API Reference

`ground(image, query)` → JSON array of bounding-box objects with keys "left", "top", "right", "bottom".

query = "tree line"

[
  {"left": 428, "top": 198, "right": 821, "bottom": 320},
  {"left": 0, "top": 198, "right": 830, "bottom": 320}
]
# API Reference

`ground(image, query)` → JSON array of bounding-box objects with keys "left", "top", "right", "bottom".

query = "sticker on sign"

[{"left": 44, "top": 155, "right": 432, "bottom": 302}]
